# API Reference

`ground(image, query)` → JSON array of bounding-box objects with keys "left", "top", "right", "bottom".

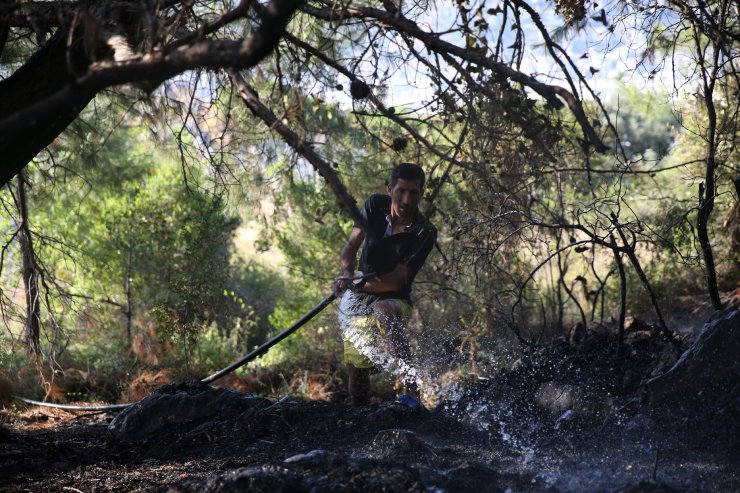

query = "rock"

[
  {"left": 645, "top": 309, "right": 740, "bottom": 402},
  {"left": 535, "top": 382, "right": 583, "bottom": 414},
  {"left": 108, "top": 382, "right": 270, "bottom": 443},
  {"left": 368, "top": 429, "right": 437, "bottom": 461}
]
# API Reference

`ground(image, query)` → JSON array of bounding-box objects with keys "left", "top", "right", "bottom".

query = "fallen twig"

[{"left": 652, "top": 447, "right": 660, "bottom": 481}]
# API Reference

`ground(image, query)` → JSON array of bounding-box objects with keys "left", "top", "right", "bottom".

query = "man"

[{"left": 333, "top": 163, "right": 437, "bottom": 411}]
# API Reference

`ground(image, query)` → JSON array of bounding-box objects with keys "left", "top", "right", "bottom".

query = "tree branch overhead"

[{"left": 0, "top": 0, "right": 300, "bottom": 187}]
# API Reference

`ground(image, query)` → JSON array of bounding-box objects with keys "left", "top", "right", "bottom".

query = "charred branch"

[
  {"left": 0, "top": 0, "right": 299, "bottom": 188},
  {"left": 14, "top": 170, "right": 42, "bottom": 358},
  {"left": 229, "top": 70, "right": 374, "bottom": 242},
  {"left": 299, "top": 1, "right": 608, "bottom": 153}
]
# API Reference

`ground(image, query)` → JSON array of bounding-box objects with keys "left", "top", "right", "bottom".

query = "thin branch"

[
  {"left": 229, "top": 70, "right": 375, "bottom": 242},
  {"left": 300, "top": 1, "right": 608, "bottom": 152}
]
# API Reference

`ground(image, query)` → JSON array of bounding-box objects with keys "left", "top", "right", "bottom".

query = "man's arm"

[
  {"left": 335, "top": 227, "right": 365, "bottom": 293},
  {"left": 360, "top": 224, "right": 437, "bottom": 294},
  {"left": 358, "top": 263, "right": 414, "bottom": 294}
]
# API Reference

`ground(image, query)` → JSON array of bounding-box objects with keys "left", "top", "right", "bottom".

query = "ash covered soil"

[{"left": 1, "top": 311, "right": 739, "bottom": 492}]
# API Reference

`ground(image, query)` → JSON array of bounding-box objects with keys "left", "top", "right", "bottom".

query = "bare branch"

[
  {"left": 229, "top": 70, "right": 375, "bottom": 242},
  {"left": 299, "top": 1, "right": 608, "bottom": 152}
]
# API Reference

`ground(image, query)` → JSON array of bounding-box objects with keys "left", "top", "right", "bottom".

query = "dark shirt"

[{"left": 357, "top": 193, "right": 437, "bottom": 302}]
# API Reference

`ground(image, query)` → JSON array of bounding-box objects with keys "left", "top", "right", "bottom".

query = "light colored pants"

[{"left": 340, "top": 298, "right": 412, "bottom": 369}]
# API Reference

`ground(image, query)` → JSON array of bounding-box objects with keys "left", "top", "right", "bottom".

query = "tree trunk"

[
  {"left": 610, "top": 213, "right": 675, "bottom": 343},
  {"left": 609, "top": 232, "right": 627, "bottom": 358},
  {"left": 125, "top": 238, "right": 134, "bottom": 343},
  {"left": 0, "top": 30, "right": 96, "bottom": 186},
  {"left": 15, "top": 170, "right": 42, "bottom": 357},
  {"left": 694, "top": 28, "right": 724, "bottom": 311},
  {"left": 698, "top": 180, "right": 722, "bottom": 309}
]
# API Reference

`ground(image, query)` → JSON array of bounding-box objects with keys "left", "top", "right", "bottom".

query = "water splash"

[
  {"left": 341, "top": 291, "right": 483, "bottom": 407},
  {"left": 337, "top": 290, "right": 540, "bottom": 459}
]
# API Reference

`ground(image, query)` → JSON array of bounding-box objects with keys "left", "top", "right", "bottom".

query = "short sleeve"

[
  {"left": 356, "top": 194, "right": 391, "bottom": 240},
  {"left": 358, "top": 196, "right": 372, "bottom": 226}
]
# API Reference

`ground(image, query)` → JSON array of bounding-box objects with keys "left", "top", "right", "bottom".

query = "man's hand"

[
  {"left": 333, "top": 270, "right": 356, "bottom": 296},
  {"left": 333, "top": 271, "right": 372, "bottom": 295}
]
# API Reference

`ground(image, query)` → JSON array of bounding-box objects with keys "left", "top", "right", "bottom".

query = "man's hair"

[{"left": 390, "top": 163, "right": 426, "bottom": 189}]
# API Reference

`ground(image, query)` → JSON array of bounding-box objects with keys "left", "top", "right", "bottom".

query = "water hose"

[
  {"left": 12, "top": 273, "right": 374, "bottom": 411},
  {"left": 200, "top": 291, "right": 337, "bottom": 384},
  {"left": 11, "top": 397, "right": 131, "bottom": 411}
]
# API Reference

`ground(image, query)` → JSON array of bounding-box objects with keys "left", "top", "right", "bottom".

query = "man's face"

[{"left": 388, "top": 178, "right": 423, "bottom": 220}]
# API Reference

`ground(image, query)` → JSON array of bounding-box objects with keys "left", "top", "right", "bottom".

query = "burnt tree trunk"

[
  {"left": 610, "top": 213, "right": 677, "bottom": 345},
  {"left": 694, "top": 26, "right": 724, "bottom": 311},
  {"left": 125, "top": 238, "right": 133, "bottom": 343},
  {"left": 609, "top": 232, "right": 627, "bottom": 358},
  {"left": 15, "top": 170, "right": 42, "bottom": 357}
]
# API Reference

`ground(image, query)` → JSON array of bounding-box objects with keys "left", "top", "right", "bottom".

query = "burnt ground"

[{"left": 1, "top": 312, "right": 739, "bottom": 492}]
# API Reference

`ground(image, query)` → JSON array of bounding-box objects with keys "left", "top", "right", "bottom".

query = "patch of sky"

[{"left": 365, "top": 0, "right": 686, "bottom": 108}]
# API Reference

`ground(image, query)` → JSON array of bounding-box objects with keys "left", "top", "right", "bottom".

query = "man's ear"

[{"left": 387, "top": 183, "right": 393, "bottom": 195}]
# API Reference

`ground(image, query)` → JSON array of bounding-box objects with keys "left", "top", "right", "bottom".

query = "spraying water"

[
  {"left": 337, "top": 288, "right": 532, "bottom": 453},
  {"left": 337, "top": 289, "right": 471, "bottom": 404}
]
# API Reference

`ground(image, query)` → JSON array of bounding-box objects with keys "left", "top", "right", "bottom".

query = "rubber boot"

[{"left": 347, "top": 364, "right": 370, "bottom": 406}]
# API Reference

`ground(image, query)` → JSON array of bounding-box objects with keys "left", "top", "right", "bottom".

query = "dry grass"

[
  {"left": 288, "top": 369, "right": 339, "bottom": 401},
  {"left": 131, "top": 321, "right": 173, "bottom": 366},
  {"left": 123, "top": 368, "right": 175, "bottom": 402},
  {"left": 212, "top": 372, "right": 271, "bottom": 394}
]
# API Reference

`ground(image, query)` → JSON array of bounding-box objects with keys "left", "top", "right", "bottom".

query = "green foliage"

[
  {"left": 28, "top": 123, "right": 240, "bottom": 335},
  {"left": 0, "top": 100, "right": 293, "bottom": 396},
  {"left": 606, "top": 82, "right": 680, "bottom": 159},
  {"left": 2, "top": 20, "right": 737, "bottom": 401},
  {"left": 190, "top": 322, "right": 242, "bottom": 375}
]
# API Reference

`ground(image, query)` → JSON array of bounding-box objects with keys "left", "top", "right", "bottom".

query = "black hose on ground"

[{"left": 10, "top": 279, "right": 369, "bottom": 412}]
